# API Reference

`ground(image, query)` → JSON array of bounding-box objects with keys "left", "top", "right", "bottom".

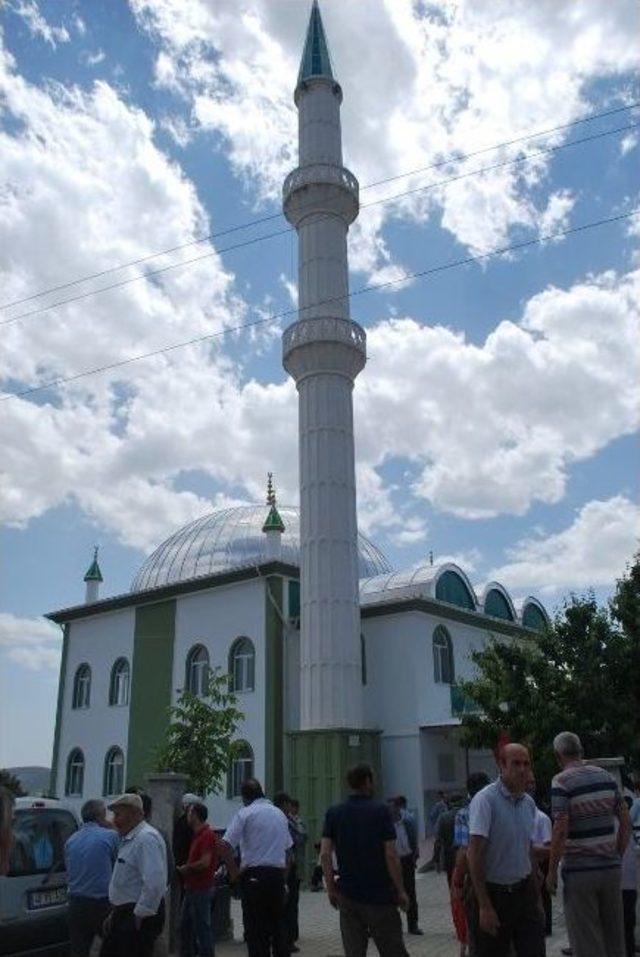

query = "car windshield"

[{"left": 9, "top": 809, "right": 77, "bottom": 878}]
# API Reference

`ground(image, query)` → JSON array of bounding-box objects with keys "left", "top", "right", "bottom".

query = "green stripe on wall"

[
  {"left": 50, "top": 623, "right": 69, "bottom": 797},
  {"left": 264, "top": 576, "right": 284, "bottom": 796},
  {"left": 127, "top": 601, "right": 176, "bottom": 787}
]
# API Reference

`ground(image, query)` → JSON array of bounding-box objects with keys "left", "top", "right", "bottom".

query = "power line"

[
  {"left": 2, "top": 207, "right": 635, "bottom": 404},
  {"left": 2, "top": 100, "right": 637, "bottom": 311},
  {"left": 2, "top": 121, "right": 636, "bottom": 328}
]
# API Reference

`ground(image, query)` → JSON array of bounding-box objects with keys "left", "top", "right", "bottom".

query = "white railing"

[
  {"left": 283, "top": 163, "right": 359, "bottom": 202},
  {"left": 282, "top": 316, "right": 366, "bottom": 355}
]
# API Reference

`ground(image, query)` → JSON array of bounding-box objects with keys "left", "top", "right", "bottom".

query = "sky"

[{"left": 1, "top": 0, "right": 638, "bottom": 768}]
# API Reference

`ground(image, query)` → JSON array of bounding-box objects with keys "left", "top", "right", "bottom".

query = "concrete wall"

[
  {"left": 172, "top": 577, "right": 266, "bottom": 828},
  {"left": 55, "top": 607, "right": 135, "bottom": 810},
  {"left": 362, "top": 608, "right": 494, "bottom": 836}
]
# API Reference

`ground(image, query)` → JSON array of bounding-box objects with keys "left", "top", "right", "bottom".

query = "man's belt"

[{"left": 486, "top": 875, "right": 531, "bottom": 893}]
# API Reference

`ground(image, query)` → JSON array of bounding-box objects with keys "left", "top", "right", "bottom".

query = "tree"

[
  {"left": 154, "top": 667, "right": 244, "bottom": 797},
  {"left": 0, "top": 769, "right": 26, "bottom": 797},
  {"left": 458, "top": 556, "right": 639, "bottom": 795}
]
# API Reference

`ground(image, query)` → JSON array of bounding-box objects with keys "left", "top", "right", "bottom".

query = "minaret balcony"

[
  {"left": 282, "top": 316, "right": 366, "bottom": 383},
  {"left": 283, "top": 163, "right": 359, "bottom": 226}
]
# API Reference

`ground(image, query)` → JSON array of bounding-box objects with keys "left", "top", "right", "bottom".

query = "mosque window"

[
  {"left": 435, "top": 570, "right": 475, "bottom": 610},
  {"left": 109, "top": 658, "right": 130, "bottom": 706},
  {"left": 433, "top": 626, "right": 455, "bottom": 685},
  {"left": 65, "top": 748, "right": 85, "bottom": 796},
  {"left": 522, "top": 603, "right": 547, "bottom": 632},
  {"left": 103, "top": 747, "right": 125, "bottom": 797},
  {"left": 229, "top": 638, "right": 255, "bottom": 693},
  {"left": 72, "top": 664, "right": 91, "bottom": 709},
  {"left": 360, "top": 634, "right": 367, "bottom": 686},
  {"left": 229, "top": 741, "right": 254, "bottom": 798},
  {"left": 185, "top": 645, "right": 209, "bottom": 697},
  {"left": 484, "top": 589, "right": 514, "bottom": 621}
]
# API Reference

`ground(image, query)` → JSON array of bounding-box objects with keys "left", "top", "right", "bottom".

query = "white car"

[{"left": 0, "top": 797, "right": 79, "bottom": 957}]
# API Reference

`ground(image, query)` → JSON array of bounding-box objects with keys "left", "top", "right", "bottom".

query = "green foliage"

[
  {"left": 154, "top": 667, "right": 244, "bottom": 797},
  {"left": 0, "top": 769, "right": 26, "bottom": 797},
  {"left": 458, "top": 555, "right": 640, "bottom": 795}
]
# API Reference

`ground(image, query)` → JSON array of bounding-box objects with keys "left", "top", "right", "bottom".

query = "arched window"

[
  {"left": 72, "top": 664, "right": 91, "bottom": 709},
  {"left": 185, "top": 645, "right": 209, "bottom": 696},
  {"left": 103, "top": 747, "right": 125, "bottom": 796},
  {"left": 229, "top": 638, "right": 255, "bottom": 693},
  {"left": 65, "top": 748, "right": 85, "bottom": 796},
  {"left": 484, "top": 589, "right": 514, "bottom": 621},
  {"left": 360, "top": 634, "right": 367, "bottom": 686},
  {"left": 522, "top": 603, "right": 547, "bottom": 632},
  {"left": 433, "top": 625, "right": 454, "bottom": 684},
  {"left": 229, "top": 741, "right": 254, "bottom": 798},
  {"left": 109, "top": 658, "right": 130, "bottom": 706},
  {"left": 435, "top": 570, "right": 475, "bottom": 610}
]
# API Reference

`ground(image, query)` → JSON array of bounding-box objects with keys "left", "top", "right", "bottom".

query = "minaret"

[
  {"left": 283, "top": 2, "right": 368, "bottom": 740},
  {"left": 83, "top": 546, "right": 103, "bottom": 603},
  {"left": 262, "top": 472, "right": 285, "bottom": 561}
]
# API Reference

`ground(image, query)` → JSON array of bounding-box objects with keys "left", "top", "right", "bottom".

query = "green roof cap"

[
  {"left": 262, "top": 472, "right": 285, "bottom": 533},
  {"left": 262, "top": 505, "right": 286, "bottom": 534},
  {"left": 83, "top": 546, "right": 103, "bottom": 582},
  {"left": 297, "top": 0, "right": 334, "bottom": 85}
]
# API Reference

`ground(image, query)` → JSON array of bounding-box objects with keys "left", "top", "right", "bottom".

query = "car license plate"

[{"left": 27, "top": 886, "right": 68, "bottom": 910}]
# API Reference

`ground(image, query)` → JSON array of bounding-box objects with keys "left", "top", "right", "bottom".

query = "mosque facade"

[{"left": 47, "top": 4, "right": 549, "bottom": 842}]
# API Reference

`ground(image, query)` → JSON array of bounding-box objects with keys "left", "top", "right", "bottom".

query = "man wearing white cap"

[
  {"left": 100, "top": 793, "right": 168, "bottom": 957},
  {"left": 173, "top": 793, "right": 201, "bottom": 889}
]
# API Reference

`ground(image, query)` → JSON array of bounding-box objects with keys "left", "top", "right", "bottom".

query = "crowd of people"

[
  {"left": 56, "top": 780, "right": 307, "bottom": 957},
  {"left": 1, "top": 728, "right": 639, "bottom": 957}
]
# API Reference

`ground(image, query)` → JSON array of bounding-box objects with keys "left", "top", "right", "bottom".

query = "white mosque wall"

[
  {"left": 56, "top": 607, "right": 135, "bottom": 810},
  {"left": 362, "top": 608, "right": 494, "bottom": 836},
  {"left": 173, "top": 577, "right": 266, "bottom": 828}
]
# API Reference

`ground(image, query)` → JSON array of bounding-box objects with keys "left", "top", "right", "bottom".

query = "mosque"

[{"left": 47, "top": 3, "right": 548, "bottom": 841}]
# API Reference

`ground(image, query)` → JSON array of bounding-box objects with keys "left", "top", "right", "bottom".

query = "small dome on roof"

[{"left": 131, "top": 504, "right": 392, "bottom": 593}]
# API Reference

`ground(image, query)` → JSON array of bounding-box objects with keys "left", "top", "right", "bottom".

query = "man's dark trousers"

[
  {"left": 284, "top": 863, "right": 300, "bottom": 947},
  {"left": 338, "top": 895, "right": 408, "bottom": 957},
  {"left": 180, "top": 888, "right": 214, "bottom": 957},
  {"left": 68, "top": 896, "right": 111, "bottom": 957},
  {"left": 399, "top": 855, "right": 418, "bottom": 930},
  {"left": 240, "top": 866, "right": 288, "bottom": 957},
  {"left": 475, "top": 876, "right": 545, "bottom": 957},
  {"left": 99, "top": 900, "right": 165, "bottom": 957}
]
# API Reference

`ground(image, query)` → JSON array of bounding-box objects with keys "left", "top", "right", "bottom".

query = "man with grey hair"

[
  {"left": 64, "top": 798, "right": 119, "bottom": 957},
  {"left": 547, "top": 731, "right": 631, "bottom": 957}
]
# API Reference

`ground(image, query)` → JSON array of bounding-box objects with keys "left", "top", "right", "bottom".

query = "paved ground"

[{"left": 217, "top": 871, "right": 571, "bottom": 956}]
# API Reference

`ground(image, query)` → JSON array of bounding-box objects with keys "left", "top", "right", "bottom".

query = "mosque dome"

[{"left": 131, "top": 504, "right": 393, "bottom": 593}]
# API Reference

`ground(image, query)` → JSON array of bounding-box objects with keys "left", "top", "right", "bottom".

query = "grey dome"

[{"left": 131, "top": 504, "right": 393, "bottom": 593}]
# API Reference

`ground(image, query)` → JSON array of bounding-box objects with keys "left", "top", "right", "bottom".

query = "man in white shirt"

[
  {"left": 100, "top": 793, "right": 168, "bottom": 957},
  {"left": 222, "top": 778, "right": 292, "bottom": 957}
]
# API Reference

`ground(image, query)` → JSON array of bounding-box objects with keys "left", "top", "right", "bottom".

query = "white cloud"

[
  {"left": 130, "top": 0, "right": 636, "bottom": 270},
  {"left": 0, "top": 613, "right": 62, "bottom": 670},
  {"left": 83, "top": 50, "right": 106, "bottom": 68},
  {"left": 537, "top": 189, "right": 576, "bottom": 240},
  {"left": 10, "top": 1, "right": 70, "bottom": 48},
  {"left": 620, "top": 131, "right": 638, "bottom": 156},
  {"left": 489, "top": 496, "right": 639, "bottom": 593}
]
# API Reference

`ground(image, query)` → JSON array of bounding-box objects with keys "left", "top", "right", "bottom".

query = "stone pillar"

[{"left": 146, "top": 772, "right": 188, "bottom": 956}]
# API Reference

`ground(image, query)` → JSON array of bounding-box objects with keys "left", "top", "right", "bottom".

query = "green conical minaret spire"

[
  {"left": 83, "top": 546, "right": 103, "bottom": 583},
  {"left": 297, "top": 0, "right": 334, "bottom": 85},
  {"left": 262, "top": 473, "right": 285, "bottom": 533}
]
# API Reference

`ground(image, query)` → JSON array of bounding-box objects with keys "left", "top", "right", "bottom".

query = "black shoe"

[
  {"left": 290, "top": 947, "right": 300, "bottom": 953},
  {"left": 561, "top": 949, "right": 572, "bottom": 956},
  {"left": 408, "top": 927, "right": 424, "bottom": 935}
]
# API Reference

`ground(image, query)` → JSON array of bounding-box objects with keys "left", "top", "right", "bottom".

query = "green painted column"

[
  {"left": 287, "top": 728, "right": 381, "bottom": 878},
  {"left": 264, "top": 576, "right": 284, "bottom": 796},
  {"left": 50, "top": 623, "right": 69, "bottom": 797},
  {"left": 127, "top": 601, "right": 176, "bottom": 787}
]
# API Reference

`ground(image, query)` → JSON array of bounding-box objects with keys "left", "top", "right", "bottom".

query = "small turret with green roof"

[
  {"left": 84, "top": 546, "right": 103, "bottom": 603},
  {"left": 262, "top": 473, "right": 285, "bottom": 534}
]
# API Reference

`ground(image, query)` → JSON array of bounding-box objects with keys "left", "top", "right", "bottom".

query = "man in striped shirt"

[{"left": 547, "top": 731, "right": 631, "bottom": 957}]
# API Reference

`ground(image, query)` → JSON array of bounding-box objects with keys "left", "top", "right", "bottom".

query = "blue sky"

[{"left": 1, "top": 0, "right": 638, "bottom": 767}]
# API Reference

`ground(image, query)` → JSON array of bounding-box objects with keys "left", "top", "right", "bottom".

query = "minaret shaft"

[{"left": 283, "top": 11, "right": 365, "bottom": 730}]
